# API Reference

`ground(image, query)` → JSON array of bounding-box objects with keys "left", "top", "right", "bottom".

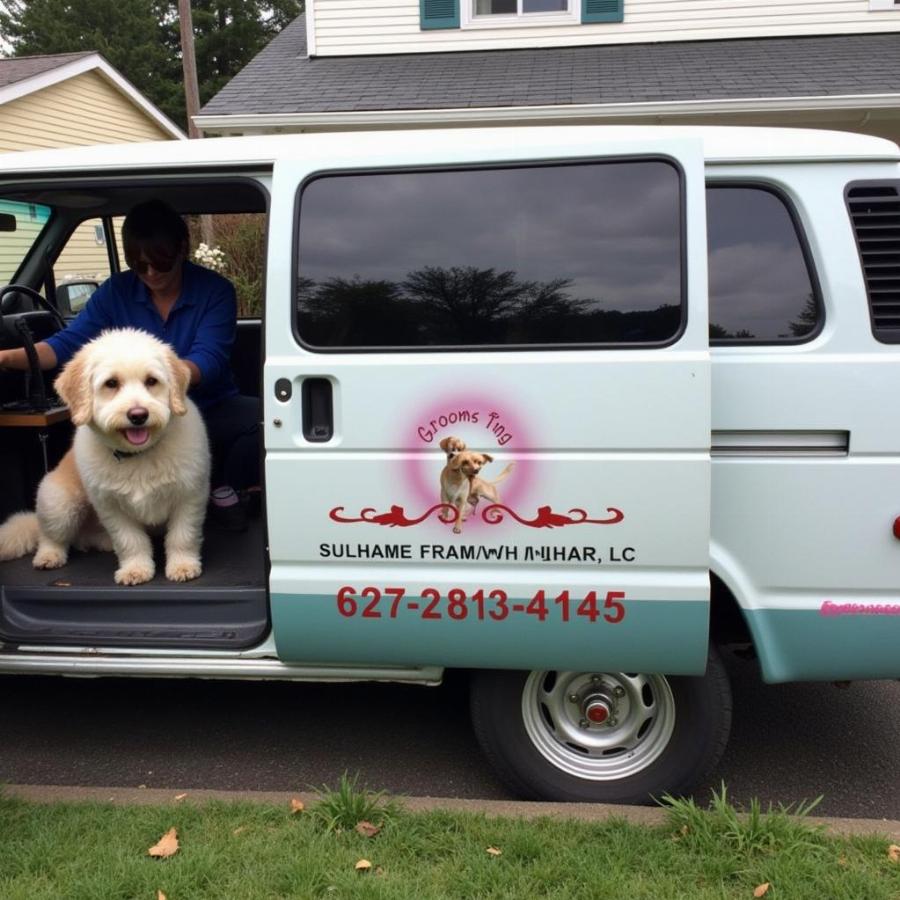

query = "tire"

[{"left": 470, "top": 648, "right": 732, "bottom": 804}]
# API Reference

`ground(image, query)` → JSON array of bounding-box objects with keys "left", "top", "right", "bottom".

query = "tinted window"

[
  {"left": 707, "top": 187, "right": 818, "bottom": 343},
  {"left": 296, "top": 161, "right": 683, "bottom": 349}
]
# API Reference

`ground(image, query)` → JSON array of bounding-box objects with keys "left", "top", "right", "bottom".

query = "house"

[
  {"left": 0, "top": 51, "right": 184, "bottom": 288},
  {"left": 196, "top": 2, "right": 900, "bottom": 144}
]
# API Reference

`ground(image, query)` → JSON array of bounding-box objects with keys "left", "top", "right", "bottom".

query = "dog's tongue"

[{"left": 124, "top": 427, "right": 149, "bottom": 446}]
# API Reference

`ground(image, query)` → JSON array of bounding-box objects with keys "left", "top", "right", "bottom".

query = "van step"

[
  {"left": 0, "top": 520, "right": 268, "bottom": 650},
  {"left": 0, "top": 586, "right": 267, "bottom": 648}
]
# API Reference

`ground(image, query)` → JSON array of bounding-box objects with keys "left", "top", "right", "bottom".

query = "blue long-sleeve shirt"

[{"left": 47, "top": 261, "right": 238, "bottom": 411}]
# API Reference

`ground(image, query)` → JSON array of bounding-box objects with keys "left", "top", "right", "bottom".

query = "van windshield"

[{"left": 0, "top": 199, "right": 52, "bottom": 285}]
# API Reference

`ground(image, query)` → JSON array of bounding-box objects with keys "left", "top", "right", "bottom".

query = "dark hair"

[{"left": 121, "top": 200, "right": 189, "bottom": 272}]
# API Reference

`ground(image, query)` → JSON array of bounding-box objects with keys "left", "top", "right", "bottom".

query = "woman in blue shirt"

[{"left": 0, "top": 200, "right": 258, "bottom": 532}]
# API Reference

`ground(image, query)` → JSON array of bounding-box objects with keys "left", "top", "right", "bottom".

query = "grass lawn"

[{"left": 1, "top": 784, "right": 899, "bottom": 899}]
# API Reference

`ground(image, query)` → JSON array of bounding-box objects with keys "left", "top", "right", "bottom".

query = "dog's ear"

[
  {"left": 482, "top": 453, "right": 494, "bottom": 463},
  {"left": 439, "top": 437, "right": 452, "bottom": 452},
  {"left": 54, "top": 351, "right": 93, "bottom": 426},
  {"left": 165, "top": 349, "right": 192, "bottom": 417}
]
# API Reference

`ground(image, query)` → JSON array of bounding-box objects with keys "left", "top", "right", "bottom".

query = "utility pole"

[
  {"left": 178, "top": 0, "right": 213, "bottom": 244},
  {"left": 178, "top": 0, "right": 202, "bottom": 139}
]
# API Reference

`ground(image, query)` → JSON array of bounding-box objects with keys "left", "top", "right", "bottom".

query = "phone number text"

[{"left": 335, "top": 586, "right": 626, "bottom": 623}]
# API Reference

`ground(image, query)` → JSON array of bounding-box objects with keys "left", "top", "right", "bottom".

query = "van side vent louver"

[{"left": 847, "top": 181, "right": 900, "bottom": 343}]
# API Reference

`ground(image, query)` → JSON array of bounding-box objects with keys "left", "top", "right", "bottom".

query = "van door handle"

[{"left": 301, "top": 377, "right": 333, "bottom": 442}]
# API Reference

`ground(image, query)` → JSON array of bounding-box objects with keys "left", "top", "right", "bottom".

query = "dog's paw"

[
  {"left": 166, "top": 557, "right": 202, "bottom": 582},
  {"left": 115, "top": 560, "right": 155, "bottom": 586},
  {"left": 33, "top": 546, "right": 67, "bottom": 569}
]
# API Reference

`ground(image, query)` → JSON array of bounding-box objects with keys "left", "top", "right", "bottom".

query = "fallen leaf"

[
  {"left": 838, "top": 855, "right": 848, "bottom": 867},
  {"left": 232, "top": 826, "right": 247, "bottom": 836},
  {"left": 753, "top": 884, "right": 770, "bottom": 898},
  {"left": 148, "top": 828, "right": 179, "bottom": 859},
  {"left": 355, "top": 859, "right": 373, "bottom": 872},
  {"left": 888, "top": 844, "right": 900, "bottom": 863},
  {"left": 174, "top": 793, "right": 187, "bottom": 802},
  {"left": 52, "top": 580, "right": 71, "bottom": 587},
  {"left": 290, "top": 798, "right": 305, "bottom": 815},
  {"left": 375, "top": 866, "right": 385, "bottom": 876},
  {"left": 486, "top": 846, "right": 502, "bottom": 857},
  {"left": 355, "top": 821, "right": 381, "bottom": 838},
  {"left": 157, "top": 892, "right": 167, "bottom": 900}
]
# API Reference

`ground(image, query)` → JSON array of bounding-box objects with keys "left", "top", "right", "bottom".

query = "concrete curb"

[{"left": 5, "top": 784, "right": 900, "bottom": 840}]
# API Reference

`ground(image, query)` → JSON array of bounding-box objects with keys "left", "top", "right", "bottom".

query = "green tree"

[
  {"left": 180, "top": 1, "right": 304, "bottom": 105},
  {"left": 0, "top": 0, "right": 303, "bottom": 130}
]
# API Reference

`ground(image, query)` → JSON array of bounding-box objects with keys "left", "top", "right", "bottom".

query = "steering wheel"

[{"left": 0, "top": 283, "right": 67, "bottom": 332}]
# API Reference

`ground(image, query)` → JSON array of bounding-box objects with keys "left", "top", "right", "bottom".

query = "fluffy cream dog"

[{"left": 0, "top": 328, "right": 210, "bottom": 585}]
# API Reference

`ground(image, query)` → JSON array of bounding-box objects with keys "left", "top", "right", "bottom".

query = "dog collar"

[{"left": 112, "top": 447, "right": 143, "bottom": 461}]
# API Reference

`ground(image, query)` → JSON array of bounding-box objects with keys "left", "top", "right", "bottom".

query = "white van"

[{"left": 0, "top": 126, "right": 898, "bottom": 804}]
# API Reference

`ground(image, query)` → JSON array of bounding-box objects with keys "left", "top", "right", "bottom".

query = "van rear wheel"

[{"left": 470, "top": 649, "right": 732, "bottom": 804}]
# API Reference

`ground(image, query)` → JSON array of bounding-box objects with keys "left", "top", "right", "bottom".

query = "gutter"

[{"left": 195, "top": 92, "right": 900, "bottom": 135}]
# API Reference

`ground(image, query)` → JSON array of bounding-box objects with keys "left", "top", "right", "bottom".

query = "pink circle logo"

[{"left": 399, "top": 391, "right": 536, "bottom": 532}]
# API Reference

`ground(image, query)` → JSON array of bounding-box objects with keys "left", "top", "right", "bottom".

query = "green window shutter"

[
  {"left": 582, "top": 0, "right": 623, "bottom": 22},
  {"left": 420, "top": 0, "right": 460, "bottom": 29}
]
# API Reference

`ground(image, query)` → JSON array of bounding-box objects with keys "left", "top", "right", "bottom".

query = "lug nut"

[
  {"left": 614, "top": 686, "right": 625, "bottom": 697},
  {"left": 568, "top": 694, "right": 579, "bottom": 703},
  {"left": 579, "top": 718, "right": 588, "bottom": 728},
  {"left": 608, "top": 717, "right": 618, "bottom": 727}
]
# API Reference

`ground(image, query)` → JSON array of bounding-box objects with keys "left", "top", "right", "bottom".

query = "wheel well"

[{"left": 710, "top": 572, "right": 753, "bottom": 646}]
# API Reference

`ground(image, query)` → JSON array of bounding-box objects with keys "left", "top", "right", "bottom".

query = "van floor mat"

[{"left": 0, "top": 519, "right": 268, "bottom": 649}]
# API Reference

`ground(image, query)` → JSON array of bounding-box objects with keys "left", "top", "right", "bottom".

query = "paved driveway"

[{"left": 1, "top": 656, "right": 897, "bottom": 817}]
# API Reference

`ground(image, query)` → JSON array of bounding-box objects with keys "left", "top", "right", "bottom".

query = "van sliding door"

[{"left": 265, "top": 133, "right": 711, "bottom": 674}]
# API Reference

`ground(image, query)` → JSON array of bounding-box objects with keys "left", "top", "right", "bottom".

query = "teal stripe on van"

[
  {"left": 271, "top": 593, "right": 709, "bottom": 675},
  {"left": 744, "top": 608, "right": 900, "bottom": 683}
]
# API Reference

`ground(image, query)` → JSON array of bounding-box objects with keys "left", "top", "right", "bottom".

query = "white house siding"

[
  {"left": 312, "top": 0, "right": 900, "bottom": 56},
  {"left": 0, "top": 70, "right": 171, "bottom": 152}
]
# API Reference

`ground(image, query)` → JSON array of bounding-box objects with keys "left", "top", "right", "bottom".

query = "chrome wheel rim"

[{"left": 521, "top": 671, "right": 676, "bottom": 781}]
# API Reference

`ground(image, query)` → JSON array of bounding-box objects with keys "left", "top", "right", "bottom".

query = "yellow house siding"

[
  {"left": 312, "top": 0, "right": 900, "bottom": 55},
  {"left": 0, "top": 70, "right": 171, "bottom": 152}
]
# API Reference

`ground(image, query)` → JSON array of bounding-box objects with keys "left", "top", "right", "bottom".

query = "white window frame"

[
  {"left": 462, "top": 0, "right": 579, "bottom": 29},
  {"left": 868, "top": 0, "right": 899, "bottom": 10}
]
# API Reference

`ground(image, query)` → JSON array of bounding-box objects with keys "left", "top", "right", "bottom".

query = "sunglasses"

[{"left": 132, "top": 257, "right": 178, "bottom": 275}]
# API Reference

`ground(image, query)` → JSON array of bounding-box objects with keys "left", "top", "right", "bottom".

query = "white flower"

[{"left": 193, "top": 243, "right": 227, "bottom": 273}]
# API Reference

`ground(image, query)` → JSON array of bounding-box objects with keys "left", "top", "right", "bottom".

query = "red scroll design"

[
  {"left": 329, "top": 504, "right": 457, "bottom": 527},
  {"left": 329, "top": 502, "right": 624, "bottom": 529},
  {"left": 481, "top": 504, "right": 624, "bottom": 528}
]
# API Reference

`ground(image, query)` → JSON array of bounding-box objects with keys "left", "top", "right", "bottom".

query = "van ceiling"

[{"left": 0, "top": 180, "right": 267, "bottom": 217}]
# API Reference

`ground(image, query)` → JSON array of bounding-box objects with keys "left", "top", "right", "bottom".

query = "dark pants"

[{"left": 201, "top": 394, "right": 261, "bottom": 491}]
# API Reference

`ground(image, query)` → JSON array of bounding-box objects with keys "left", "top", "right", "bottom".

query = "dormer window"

[
  {"left": 476, "top": 0, "right": 569, "bottom": 16},
  {"left": 420, "top": 0, "right": 623, "bottom": 30},
  {"left": 466, "top": 0, "right": 578, "bottom": 25}
]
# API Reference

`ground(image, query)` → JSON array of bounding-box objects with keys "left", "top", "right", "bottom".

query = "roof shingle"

[
  {"left": 202, "top": 17, "right": 900, "bottom": 116},
  {"left": 0, "top": 52, "right": 94, "bottom": 90}
]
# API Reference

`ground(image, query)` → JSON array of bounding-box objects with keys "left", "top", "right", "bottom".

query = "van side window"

[
  {"left": 295, "top": 161, "right": 684, "bottom": 350},
  {"left": 707, "top": 186, "right": 820, "bottom": 344}
]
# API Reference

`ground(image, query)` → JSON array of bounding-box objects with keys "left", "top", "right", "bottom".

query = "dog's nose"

[{"left": 127, "top": 407, "right": 149, "bottom": 426}]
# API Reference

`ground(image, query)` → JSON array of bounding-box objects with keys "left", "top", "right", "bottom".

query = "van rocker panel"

[{"left": 744, "top": 607, "right": 900, "bottom": 683}]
